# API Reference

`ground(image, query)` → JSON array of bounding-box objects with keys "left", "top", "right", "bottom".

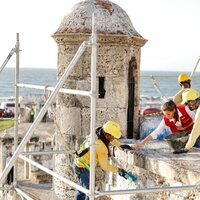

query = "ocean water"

[
  {"left": 0, "top": 68, "right": 57, "bottom": 99},
  {"left": 0, "top": 68, "right": 200, "bottom": 106},
  {"left": 140, "top": 70, "right": 200, "bottom": 106}
]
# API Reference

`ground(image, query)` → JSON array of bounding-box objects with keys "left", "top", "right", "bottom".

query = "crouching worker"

[
  {"left": 134, "top": 100, "right": 195, "bottom": 151},
  {"left": 175, "top": 89, "right": 200, "bottom": 153},
  {"left": 73, "top": 120, "right": 135, "bottom": 200}
]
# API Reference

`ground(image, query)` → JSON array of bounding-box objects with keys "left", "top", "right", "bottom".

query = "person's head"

[
  {"left": 102, "top": 121, "right": 122, "bottom": 142},
  {"left": 178, "top": 73, "right": 191, "bottom": 88},
  {"left": 161, "top": 100, "right": 178, "bottom": 121},
  {"left": 181, "top": 88, "right": 200, "bottom": 111},
  {"left": 6, "top": 145, "right": 12, "bottom": 156}
]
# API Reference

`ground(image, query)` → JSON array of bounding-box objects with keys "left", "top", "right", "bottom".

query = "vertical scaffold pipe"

[
  {"left": 14, "top": 33, "right": 20, "bottom": 187},
  {"left": 89, "top": 12, "right": 97, "bottom": 200},
  {"left": 13, "top": 33, "right": 20, "bottom": 200}
]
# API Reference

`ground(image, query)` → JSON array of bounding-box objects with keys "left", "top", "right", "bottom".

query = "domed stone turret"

[
  {"left": 53, "top": 0, "right": 147, "bottom": 199},
  {"left": 55, "top": 0, "right": 141, "bottom": 37}
]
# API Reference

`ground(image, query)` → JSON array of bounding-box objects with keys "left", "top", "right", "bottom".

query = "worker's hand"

[
  {"left": 118, "top": 168, "right": 126, "bottom": 177},
  {"left": 133, "top": 142, "right": 143, "bottom": 151},
  {"left": 120, "top": 144, "right": 133, "bottom": 151},
  {"left": 173, "top": 148, "right": 188, "bottom": 154},
  {"left": 176, "top": 126, "right": 185, "bottom": 131}
]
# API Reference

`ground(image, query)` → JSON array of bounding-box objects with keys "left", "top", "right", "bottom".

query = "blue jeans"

[{"left": 73, "top": 165, "right": 90, "bottom": 200}]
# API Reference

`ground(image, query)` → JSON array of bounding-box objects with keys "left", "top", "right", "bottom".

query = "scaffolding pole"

[
  {"left": 0, "top": 40, "right": 88, "bottom": 184},
  {"left": 15, "top": 187, "right": 34, "bottom": 200},
  {"left": 14, "top": 32, "right": 20, "bottom": 189},
  {"left": 0, "top": 48, "right": 16, "bottom": 73},
  {"left": 89, "top": 12, "right": 97, "bottom": 200},
  {"left": 190, "top": 56, "right": 200, "bottom": 79},
  {"left": 21, "top": 149, "right": 74, "bottom": 156},
  {"left": 19, "top": 155, "right": 89, "bottom": 195},
  {"left": 17, "top": 83, "right": 90, "bottom": 96},
  {"left": 96, "top": 185, "right": 200, "bottom": 197},
  {"left": 150, "top": 75, "right": 168, "bottom": 102}
]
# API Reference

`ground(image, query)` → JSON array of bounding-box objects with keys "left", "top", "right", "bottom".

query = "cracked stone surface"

[{"left": 55, "top": 0, "right": 142, "bottom": 37}]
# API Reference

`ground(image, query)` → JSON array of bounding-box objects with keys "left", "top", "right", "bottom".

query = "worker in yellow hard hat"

[
  {"left": 73, "top": 120, "right": 134, "bottom": 200},
  {"left": 174, "top": 88, "right": 200, "bottom": 153},
  {"left": 173, "top": 73, "right": 191, "bottom": 105}
]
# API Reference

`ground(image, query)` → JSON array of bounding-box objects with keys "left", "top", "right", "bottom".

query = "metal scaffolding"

[{"left": 1, "top": 13, "right": 200, "bottom": 200}]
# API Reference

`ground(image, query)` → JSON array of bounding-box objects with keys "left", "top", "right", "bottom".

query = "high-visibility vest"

[{"left": 164, "top": 105, "right": 193, "bottom": 133}]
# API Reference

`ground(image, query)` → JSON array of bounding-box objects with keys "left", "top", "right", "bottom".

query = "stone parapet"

[{"left": 108, "top": 139, "right": 200, "bottom": 200}]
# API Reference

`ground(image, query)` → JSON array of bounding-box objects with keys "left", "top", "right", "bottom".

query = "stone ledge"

[{"left": 115, "top": 139, "right": 200, "bottom": 185}]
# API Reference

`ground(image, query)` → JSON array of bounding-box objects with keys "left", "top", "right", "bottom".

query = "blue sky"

[{"left": 0, "top": 0, "right": 200, "bottom": 71}]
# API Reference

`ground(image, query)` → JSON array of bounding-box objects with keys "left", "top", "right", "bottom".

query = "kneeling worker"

[
  {"left": 73, "top": 120, "right": 135, "bottom": 200},
  {"left": 176, "top": 88, "right": 200, "bottom": 153}
]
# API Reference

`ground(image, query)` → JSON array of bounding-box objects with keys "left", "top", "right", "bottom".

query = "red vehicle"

[
  {"left": 0, "top": 109, "right": 4, "bottom": 117},
  {"left": 2, "top": 109, "right": 14, "bottom": 118}
]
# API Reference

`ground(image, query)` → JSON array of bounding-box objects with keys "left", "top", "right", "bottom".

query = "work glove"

[
  {"left": 120, "top": 144, "right": 133, "bottom": 151},
  {"left": 173, "top": 148, "right": 188, "bottom": 154},
  {"left": 118, "top": 168, "right": 138, "bottom": 182},
  {"left": 118, "top": 168, "right": 126, "bottom": 177}
]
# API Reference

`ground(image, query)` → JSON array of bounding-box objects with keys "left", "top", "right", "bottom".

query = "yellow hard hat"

[
  {"left": 181, "top": 88, "right": 200, "bottom": 104},
  {"left": 178, "top": 73, "right": 191, "bottom": 83},
  {"left": 103, "top": 121, "right": 122, "bottom": 139}
]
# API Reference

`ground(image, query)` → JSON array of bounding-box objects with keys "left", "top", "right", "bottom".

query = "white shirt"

[
  {"left": 150, "top": 106, "right": 195, "bottom": 139},
  {"left": 6, "top": 155, "right": 12, "bottom": 165}
]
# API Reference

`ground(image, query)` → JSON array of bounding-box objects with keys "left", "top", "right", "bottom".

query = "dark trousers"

[
  {"left": 73, "top": 165, "right": 90, "bottom": 200},
  {"left": 7, "top": 167, "right": 14, "bottom": 185},
  {"left": 30, "top": 115, "right": 34, "bottom": 122}
]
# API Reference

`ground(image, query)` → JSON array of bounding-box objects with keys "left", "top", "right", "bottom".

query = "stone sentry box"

[{"left": 52, "top": 0, "right": 146, "bottom": 199}]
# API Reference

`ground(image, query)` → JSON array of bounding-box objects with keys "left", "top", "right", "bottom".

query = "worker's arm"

[
  {"left": 173, "top": 89, "right": 184, "bottom": 106},
  {"left": 134, "top": 119, "right": 166, "bottom": 151},
  {"left": 96, "top": 141, "right": 118, "bottom": 173},
  {"left": 111, "top": 139, "right": 133, "bottom": 151},
  {"left": 185, "top": 107, "right": 200, "bottom": 150},
  {"left": 110, "top": 139, "right": 121, "bottom": 148}
]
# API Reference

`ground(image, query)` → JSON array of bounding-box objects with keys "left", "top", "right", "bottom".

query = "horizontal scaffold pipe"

[
  {"left": 15, "top": 187, "right": 34, "bottom": 200},
  {"left": 21, "top": 149, "right": 75, "bottom": 155},
  {"left": 17, "top": 83, "right": 91, "bottom": 97},
  {"left": 0, "top": 186, "right": 12, "bottom": 191},
  {"left": 19, "top": 155, "right": 90, "bottom": 195},
  {"left": 96, "top": 185, "right": 200, "bottom": 197}
]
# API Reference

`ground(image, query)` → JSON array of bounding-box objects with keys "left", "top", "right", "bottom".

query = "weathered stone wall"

[
  {"left": 54, "top": 34, "right": 143, "bottom": 136},
  {"left": 107, "top": 140, "right": 200, "bottom": 200}
]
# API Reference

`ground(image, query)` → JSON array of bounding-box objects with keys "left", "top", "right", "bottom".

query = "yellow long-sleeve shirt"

[
  {"left": 185, "top": 106, "right": 200, "bottom": 150},
  {"left": 75, "top": 139, "right": 121, "bottom": 173},
  {"left": 173, "top": 89, "right": 185, "bottom": 106}
]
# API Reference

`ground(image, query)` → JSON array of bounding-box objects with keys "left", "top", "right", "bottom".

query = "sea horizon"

[{"left": 0, "top": 68, "right": 199, "bottom": 105}]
